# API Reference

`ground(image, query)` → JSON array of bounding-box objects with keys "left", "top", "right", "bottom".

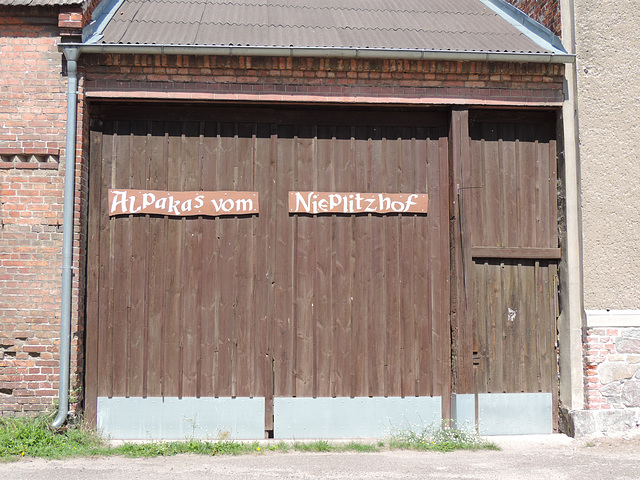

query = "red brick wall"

[
  {"left": 505, "top": 0, "right": 562, "bottom": 36},
  {"left": 0, "top": 7, "right": 85, "bottom": 416},
  {"left": 84, "top": 55, "right": 565, "bottom": 106}
]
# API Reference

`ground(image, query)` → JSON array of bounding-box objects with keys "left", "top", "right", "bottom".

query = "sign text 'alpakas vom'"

[
  {"left": 289, "top": 191, "right": 428, "bottom": 214},
  {"left": 108, "top": 189, "right": 259, "bottom": 217}
]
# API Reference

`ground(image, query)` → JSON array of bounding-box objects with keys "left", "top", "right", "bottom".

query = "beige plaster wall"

[{"left": 575, "top": 0, "right": 640, "bottom": 309}]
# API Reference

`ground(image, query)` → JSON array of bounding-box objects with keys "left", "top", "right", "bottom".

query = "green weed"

[
  {"left": 292, "top": 440, "right": 335, "bottom": 452},
  {"left": 341, "top": 441, "right": 380, "bottom": 453},
  {"left": 0, "top": 414, "right": 106, "bottom": 459},
  {"left": 292, "top": 440, "right": 380, "bottom": 453},
  {"left": 116, "top": 440, "right": 260, "bottom": 457},
  {"left": 388, "top": 423, "right": 499, "bottom": 452}
]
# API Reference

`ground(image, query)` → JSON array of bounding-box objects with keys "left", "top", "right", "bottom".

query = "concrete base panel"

[
  {"left": 478, "top": 393, "right": 553, "bottom": 435},
  {"left": 97, "top": 397, "right": 265, "bottom": 440},
  {"left": 451, "top": 394, "right": 476, "bottom": 431},
  {"left": 274, "top": 397, "right": 441, "bottom": 439}
]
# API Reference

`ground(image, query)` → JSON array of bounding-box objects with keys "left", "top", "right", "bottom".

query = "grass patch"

[
  {"left": 1, "top": 415, "right": 493, "bottom": 460},
  {"left": 115, "top": 440, "right": 263, "bottom": 457},
  {"left": 292, "top": 440, "right": 380, "bottom": 453},
  {"left": 292, "top": 439, "right": 335, "bottom": 452},
  {"left": 0, "top": 415, "right": 106, "bottom": 460},
  {"left": 0, "top": 416, "right": 379, "bottom": 460},
  {"left": 388, "top": 424, "right": 499, "bottom": 452}
]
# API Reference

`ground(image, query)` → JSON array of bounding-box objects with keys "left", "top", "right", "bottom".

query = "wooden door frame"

[{"left": 449, "top": 108, "right": 475, "bottom": 397}]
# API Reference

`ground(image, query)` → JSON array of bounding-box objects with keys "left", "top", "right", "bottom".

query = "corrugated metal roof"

[
  {"left": 0, "top": 0, "right": 84, "bottom": 5},
  {"left": 94, "top": 0, "right": 556, "bottom": 54}
]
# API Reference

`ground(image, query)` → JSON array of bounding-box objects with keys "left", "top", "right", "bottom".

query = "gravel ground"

[{"left": 2, "top": 433, "right": 640, "bottom": 480}]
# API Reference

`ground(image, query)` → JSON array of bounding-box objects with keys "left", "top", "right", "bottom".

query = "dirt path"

[{"left": 3, "top": 433, "right": 640, "bottom": 480}]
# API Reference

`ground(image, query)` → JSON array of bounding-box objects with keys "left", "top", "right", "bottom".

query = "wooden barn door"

[
  {"left": 451, "top": 110, "right": 560, "bottom": 433},
  {"left": 85, "top": 114, "right": 270, "bottom": 430},
  {"left": 85, "top": 105, "right": 452, "bottom": 437}
]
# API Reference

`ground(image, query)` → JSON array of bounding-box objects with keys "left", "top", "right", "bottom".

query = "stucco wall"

[{"left": 575, "top": 1, "right": 640, "bottom": 310}]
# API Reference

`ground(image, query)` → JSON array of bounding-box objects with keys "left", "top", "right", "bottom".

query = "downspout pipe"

[{"left": 52, "top": 46, "right": 80, "bottom": 429}]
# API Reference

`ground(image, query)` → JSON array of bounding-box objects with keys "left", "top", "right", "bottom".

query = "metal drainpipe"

[{"left": 52, "top": 46, "right": 80, "bottom": 429}]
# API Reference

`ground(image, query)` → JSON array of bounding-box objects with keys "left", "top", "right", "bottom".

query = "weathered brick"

[
  {"left": 504, "top": 1, "right": 561, "bottom": 36},
  {"left": 1, "top": 5, "right": 86, "bottom": 417}
]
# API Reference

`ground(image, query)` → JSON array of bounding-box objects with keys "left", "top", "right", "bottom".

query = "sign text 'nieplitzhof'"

[
  {"left": 108, "top": 189, "right": 259, "bottom": 217},
  {"left": 289, "top": 191, "right": 428, "bottom": 214}
]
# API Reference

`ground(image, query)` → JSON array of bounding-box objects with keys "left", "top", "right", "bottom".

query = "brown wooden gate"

[
  {"left": 85, "top": 105, "right": 452, "bottom": 432},
  {"left": 451, "top": 109, "right": 560, "bottom": 430}
]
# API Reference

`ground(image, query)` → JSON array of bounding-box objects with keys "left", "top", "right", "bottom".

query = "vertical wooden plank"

[
  {"left": 99, "top": 122, "right": 115, "bottom": 400},
  {"left": 127, "top": 121, "right": 148, "bottom": 398},
  {"left": 162, "top": 121, "right": 183, "bottom": 398},
  {"left": 414, "top": 129, "right": 432, "bottom": 396},
  {"left": 468, "top": 124, "right": 484, "bottom": 250},
  {"left": 450, "top": 109, "right": 471, "bottom": 399},
  {"left": 449, "top": 112, "right": 463, "bottom": 398},
  {"left": 549, "top": 139, "right": 559, "bottom": 248},
  {"left": 489, "top": 260, "right": 503, "bottom": 393},
  {"left": 112, "top": 121, "right": 131, "bottom": 397},
  {"left": 200, "top": 121, "right": 218, "bottom": 398},
  {"left": 399, "top": 127, "right": 416, "bottom": 397},
  {"left": 290, "top": 125, "right": 315, "bottom": 398},
  {"left": 273, "top": 124, "right": 295, "bottom": 397},
  {"left": 212, "top": 122, "right": 225, "bottom": 398},
  {"left": 312, "top": 125, "right": 331, "bottom": 398},
  {"left": 480, "top": 261, "right": 492, "bottom": 393},
  {"left": 517, "top": 262, "right": 527, "bottom": 393},
  {"left": 85, "top": 125, "right": 103, "bottom": 422},
  {"left": 352, "top": 126, "right": 370, "bottom": 398},
  {"left": 523, "top": 261, "right": 537, "bottom": 392},
  {"left": 180, "top": 122, "right": 201, "bottom": 397},
  {"left": 535, "top": 135, "right": 547, "bottom": 248},
  {"left": 264, "top": 123, "right": 278, "bottom": 431},
  {"left": 469, "top": 127, "right": 485, "bottom": 395},
  {"left": 383, "top": 127, "right": 401, "bottom": 397},
  {"left": 253, "top": 123, "right": 275, "bottom": 432},
  {"left": 473, "top": 261, "right": 488, "bottom": 394},
  {"left": 216, "top": 122, "right": 236, "bottom": 397},
  {"left": 499, "top": 123, "right": 517, "bottom": 248},
  {"left": 368, "top": 126, "right": 385, "bottom": 397},
  {"left": 518, "top": 126, "right": 535, "bottom": 248},
  {"left": 141, "top": 121, "right": 152, "bottom": 398},
  {"left": 332, "top": 125, "right": 354, "bottom": 398},
  {"left": 146, "top": 121, "right": 167, "bottom": 397},
  {"left": 234, "top": 122, "right": 256, "bottom": 397},
  {"left": 438, "top": 133, "right": 452, "bottom": 417},
  {"left": 482, "top": 124, "right": 500, "bottom": 248},
  {"left": 503, "top": 261, "right": 515, "bottom": 393}
]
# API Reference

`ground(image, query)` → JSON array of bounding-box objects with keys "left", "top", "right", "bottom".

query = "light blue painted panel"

[
  {"left": 97, "top": 397, "right": 264, "bottom": 440},
  {"left": 451, "top": 393, "right": 476, "bottom": 431},
  {"left": 478, "top": 393, "right": 552, "bottom": 435},
  {"left": 274, "top": 397, "right": 441, "bottom": 439}
]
